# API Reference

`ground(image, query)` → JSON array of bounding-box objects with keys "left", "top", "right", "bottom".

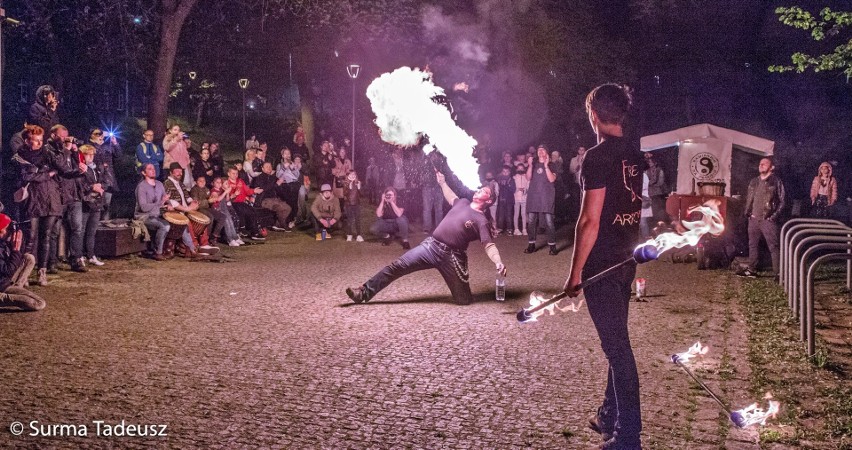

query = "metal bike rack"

[
  {"left": 783, "top": 222, "right": 848, "bottom": 293},
  {"left": 798, "top": 240, "right": 852, "bottom": 338},
  {"left": 780, "top": 218, "right": 844, "bottom": 284},
  {"left": 804, "top": 248, "right": 852, "bottom": 356},
  {"left": 790, "top": 231, "right": 852, "bottom": 315}
]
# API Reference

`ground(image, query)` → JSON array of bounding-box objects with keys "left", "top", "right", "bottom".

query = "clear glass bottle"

[{"left": 495, "top": 272, "right": 506, "bottom": 301}]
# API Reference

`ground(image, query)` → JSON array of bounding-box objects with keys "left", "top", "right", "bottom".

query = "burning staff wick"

[
  {"left": 516, "top": 244, "right": 659, "bottom": 323},
  {"left": 672, "top": 343, "right": 780, "bottom": 428},
  {"left": 517, "top": 201, "right": 725, "bottom": 323}
]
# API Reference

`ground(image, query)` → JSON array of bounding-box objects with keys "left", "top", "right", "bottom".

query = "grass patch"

[{"left": 739, "top": 277, "right": 852, "bottom": 446}]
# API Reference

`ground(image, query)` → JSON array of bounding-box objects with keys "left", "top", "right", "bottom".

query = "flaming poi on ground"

[{"left": 672, "top": 342, "right": 781, "bottom": 428}]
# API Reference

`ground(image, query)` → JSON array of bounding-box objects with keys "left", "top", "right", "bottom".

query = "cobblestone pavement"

[{"left": 0, "top": 228, "right": 791, "bottom": 449}]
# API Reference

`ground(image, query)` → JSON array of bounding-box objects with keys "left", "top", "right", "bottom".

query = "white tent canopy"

[{"left": 640, "top": 123, "right": 775, "bottom": 196}]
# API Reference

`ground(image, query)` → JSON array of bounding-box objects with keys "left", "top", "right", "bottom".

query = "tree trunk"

[
  {"left": 147, "top": 0, "right": 198, "bottom": 138},
  {"left": 194, "top": 98, "right": 206, "bottom": 127}
]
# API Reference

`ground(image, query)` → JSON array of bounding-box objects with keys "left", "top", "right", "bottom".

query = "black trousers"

[{"left": 231, "top": 202, "right": 259, "bottom": 235}]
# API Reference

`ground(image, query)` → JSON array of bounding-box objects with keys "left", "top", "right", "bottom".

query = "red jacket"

[{"left": 226, "top": 178, "right": 254, "bottom": 203}]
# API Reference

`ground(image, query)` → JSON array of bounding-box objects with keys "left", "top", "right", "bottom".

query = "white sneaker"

[
  {"left": 88, "top": 256, "right": 105, "bottom": 266},
  {"left": 229, "top": 240, "right": 241, "bottom": 247},
  {"left": 288, "top": 221, "right": 295, "bottom": 229},
  {"left": 522, "top": 229, "right": 528, "bottom": 236},
  {"left": 356, "top": 235, "right": 364, "bottom": 242},
  {"left": 237, "top": 239, "right": 246, "bottom": 245},
  {"left": 513, "top": 229, "right": 521, "bottom": 236},
  {"left": 200, "top": 245, "right": 218, "bottom": 251},
  {"left": 346, "top": 235, "right": 353, "bottom": 242}
]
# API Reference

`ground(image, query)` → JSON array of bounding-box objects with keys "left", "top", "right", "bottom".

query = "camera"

[
  {"left": 182, "top": 133, "right": 190, "bottom": 139},
  {"left": 384, "top": 193, "right": 392, "bottom": 200},
  {"left": 65, "top": 137, "right": 84, "bottom": 146}
]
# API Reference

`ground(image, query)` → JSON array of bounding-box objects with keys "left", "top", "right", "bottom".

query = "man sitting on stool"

[{"left": 371, "top": 187, "right": 410, "bottom": 249}]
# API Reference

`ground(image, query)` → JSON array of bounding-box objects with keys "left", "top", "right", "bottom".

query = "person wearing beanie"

[
  {"left": 310, "top": 183, "right": 342, "bottom": 240},
  {"left": 0, "top": 214, "right": 46, "bottom": 311}
]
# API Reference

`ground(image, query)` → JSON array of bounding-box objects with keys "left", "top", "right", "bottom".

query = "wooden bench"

[{"left": 95, "top": 226, "right": 149, "bottom": 257}]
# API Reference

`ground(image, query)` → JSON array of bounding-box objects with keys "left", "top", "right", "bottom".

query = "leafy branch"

[{"left": 769, "top": 6, "right": 852, "bottom": 79}]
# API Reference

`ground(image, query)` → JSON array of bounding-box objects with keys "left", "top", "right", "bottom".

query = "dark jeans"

[
  {"left": 370, "top": 216, "right": 409, "bottom": 240},
  {"left": 283, "top": 182, "right": 301, "bottom": 223},
  {"left": 204, "top": 208, "right": 227, "bottom": 241},
  {"left": 527, "top": 212, "right": 556, "bottom": 245},
  {"left": 81, "top": 210, "right": 101, "bottom": 258},
  {"left": 310, "top": 216, "right": 341, "bottom": 233},
  {"left": 362, "top": 237, "right": 472, "bottom": 304},
  {"left": 49, "top": 201, "right": 84, "bottom": 264},
  {"left": 497, "top": 199, "right": 514, "bottom": 231},
  {"left": 232, "top": 202, "right": 259, "bottom": 235},
  {"left": 747, "top": 217, "right": 780, "bottom": 274},
  {"left": 421, "top": 185, "right": 444, "bottom": 232},
  {"left": 101, "top": 191, "right": 113, "bottom": 221},
  {"left": 346, "top": 205, "right": 362, "bottom": 235},
  {"left": 27, "top": 215, "right": 59, "bottom": 269},
  {"left": 584, "top": 261, "right": 641, "bottom": 447}
]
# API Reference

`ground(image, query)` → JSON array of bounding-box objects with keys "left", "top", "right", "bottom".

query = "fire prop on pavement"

[
  {"left": 517, "top": 201, "right": 725, "bottom": 323},
  {"left": 366, "top": 67, "right": 480, "bottom": 189},
  {"left": 672, "top": 342, "right": 780, "bottom": 428},
  {"left": 516, "top": 244, "right": 659, "bottom": 323}
]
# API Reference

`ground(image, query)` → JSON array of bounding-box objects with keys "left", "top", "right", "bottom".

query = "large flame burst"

[
  {"left": 639, "top": 199, "right": 725, "bottom": 255},
  {"left": 366, "top": 67, "right": 480, "bottom": 189}
]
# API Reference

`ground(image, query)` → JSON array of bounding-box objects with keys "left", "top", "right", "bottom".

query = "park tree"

[{"left": 768, "top": 6, "right": 852, "bottom": 80}]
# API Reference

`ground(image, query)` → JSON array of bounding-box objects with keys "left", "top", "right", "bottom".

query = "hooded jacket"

[
  {"left": 27, "top": 86, "right": 59, "bottom": 131},
  {"left": 310, "top": 193, "right": 341, "bottom": 221},
  {"left": 810, "top": 162, "right": 838, "bottom": 206}
]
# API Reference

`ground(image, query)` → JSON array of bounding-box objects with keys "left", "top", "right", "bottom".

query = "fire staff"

[
  {"left": 346, "top": 171, "right": 507, "bottom": 305},
  {"left": 563, "top": 83, "right": 644, "bottom": 450}
]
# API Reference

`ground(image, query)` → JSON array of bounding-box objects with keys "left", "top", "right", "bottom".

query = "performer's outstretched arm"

[
  {"left": 436, "top": 172, "right": 458, "bottom": 205},
  {"left": 484, "top": 243, "right": 507, "bottom": 276}
]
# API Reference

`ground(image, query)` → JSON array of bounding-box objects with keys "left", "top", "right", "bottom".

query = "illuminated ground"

[{"left": 0, "top": 229, "right": 797, "bottom": 448}]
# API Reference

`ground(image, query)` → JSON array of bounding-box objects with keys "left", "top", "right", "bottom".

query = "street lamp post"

[
  {"left": 346, "top": 64, "right": 360, "bottom": 169},
  {"left": 238, "top": 78, "right": 249, "bottom": 147}
]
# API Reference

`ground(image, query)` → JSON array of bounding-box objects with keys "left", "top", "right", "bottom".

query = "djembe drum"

[
  {"left": 163, "top": 211, "right": 189, "bottom": 257},
  {"left": 186, "top": 210, "right": 211, "bottom": 249}
]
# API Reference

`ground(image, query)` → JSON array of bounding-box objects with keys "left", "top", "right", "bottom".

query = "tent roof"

[{"left": 640, "top": 123, "right": 774, "bottom": 155}]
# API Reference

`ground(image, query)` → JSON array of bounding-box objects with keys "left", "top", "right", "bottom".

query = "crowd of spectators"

[{"left": 4, "top": 84, "right": 847, "bottom": 312}]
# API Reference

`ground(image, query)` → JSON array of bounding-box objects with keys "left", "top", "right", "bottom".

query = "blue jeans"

[
  {"left": 143, "top": 217, "right": 170, "bottom": 254},
  {"left": 363, "top": 237, "right": 472, "bottom": 304},
  {"left": 49, "top": 201, "right": 84, "bottom": 263},
  {"left": 81, "top": 210, "right": 101, "bottom": 258},
  {"left": 584, "top": 261, "right": 641, "bottom": 447},
  {"left": 527, "top": 212, "right": 556, "bottom": 245},
  {"left": 421, "top": 185, "right": 444, "bottom": 232},
  {"left": 370, "top": 216, "right": 409, "bottom": 240}
]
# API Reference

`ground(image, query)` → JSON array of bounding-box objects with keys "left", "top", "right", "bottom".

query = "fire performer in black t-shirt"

[
  {"left": 563, "top": 83, "right": 644, "bottom": 449},
  {"left": 346, "top": 171, "right": 507, "bottom": 305}
]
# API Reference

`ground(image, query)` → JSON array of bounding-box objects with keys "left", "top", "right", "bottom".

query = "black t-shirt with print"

[
  {"left": 432, "top": 198, "right": 493, "bottom": 251},
  {"left": 581, "top": 136, "right": 643, "bottom": 271}
]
